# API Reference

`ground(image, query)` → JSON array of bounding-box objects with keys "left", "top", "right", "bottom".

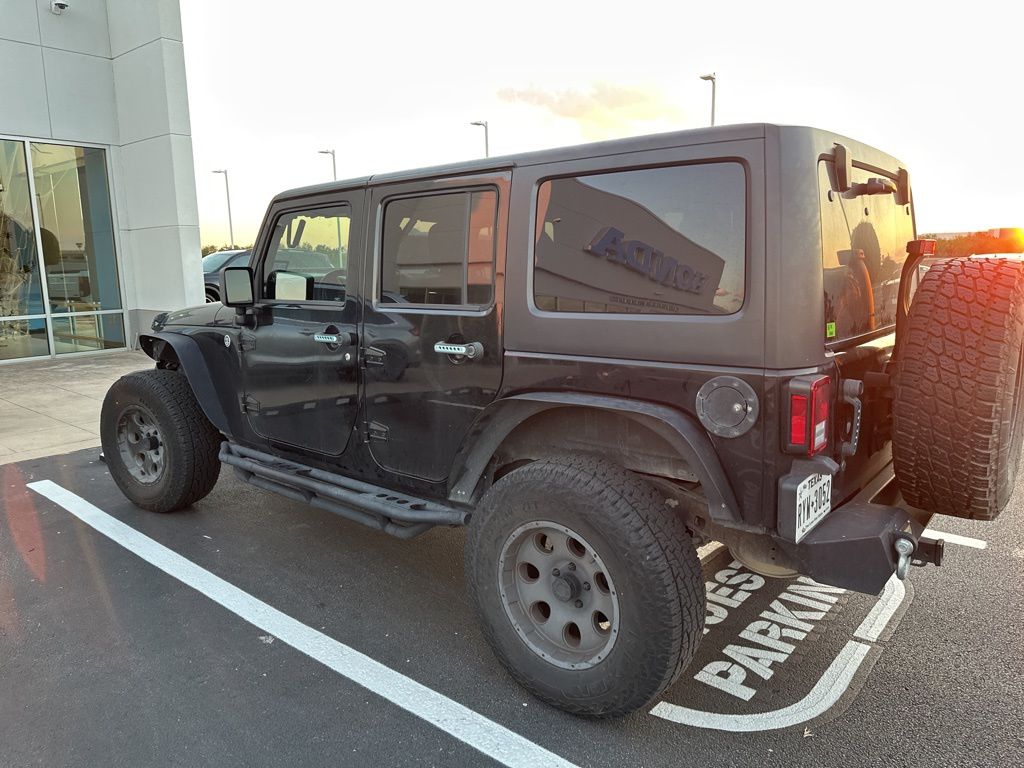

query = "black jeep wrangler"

[{"left": 101, "top": 124, "right": 1024, "bottom": 718}]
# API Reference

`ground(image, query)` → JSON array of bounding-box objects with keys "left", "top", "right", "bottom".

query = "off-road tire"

[
  {"left": 893, "top": 257, "right": 1024, "bottom": 519},
  {"left": 465, "top": 455, "right": 704, "bottom": 717},
  {"left": 101, "top": 369, "right": 222, "bottom": 512}
]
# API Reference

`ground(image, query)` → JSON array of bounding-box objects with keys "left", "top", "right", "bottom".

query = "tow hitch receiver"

[
  {"left": 913, "top": 536, "right": 945, "bottom": 568},
  {"left": 893, "top": 535, "right": 945, "bottom": 580}
]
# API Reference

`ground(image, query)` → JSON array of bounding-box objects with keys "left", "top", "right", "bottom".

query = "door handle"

[
  {"left": 434, "top": 341, "right": 484, "bottom": 359},
  {"left": 314, "top": 330, "right": 356, "bottom": 346}
]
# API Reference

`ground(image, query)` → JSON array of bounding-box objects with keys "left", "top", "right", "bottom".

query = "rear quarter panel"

[{"left": 501, "top": 132, "right": 769, "bottom": 529}]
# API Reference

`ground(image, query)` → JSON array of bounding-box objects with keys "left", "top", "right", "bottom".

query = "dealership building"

[{"left": 0, "top": 0, "right": 199, "bottom": 363}]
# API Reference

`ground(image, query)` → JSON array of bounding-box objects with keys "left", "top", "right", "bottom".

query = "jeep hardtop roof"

[{"left": 272, "top": 124, "right": 905, "bottom": 204}]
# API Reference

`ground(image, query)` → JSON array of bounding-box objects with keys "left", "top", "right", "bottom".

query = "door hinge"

[
  {"left": 365, "top": 420, "right": 389, "bottom": 442},
  {"left": 240, "top": 332, "right": 257, "bottom": 351},
  {"left": 240, "top": 394, "right": 260, "bottom": 414}
]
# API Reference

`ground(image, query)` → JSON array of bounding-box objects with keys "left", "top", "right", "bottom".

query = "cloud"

[{"left": 498, "top": 83, "right": 686, "bottom": 139}]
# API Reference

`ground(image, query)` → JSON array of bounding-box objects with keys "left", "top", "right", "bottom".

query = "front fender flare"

[
  {"left": 447, "top": 392, "right": 750, "bottom": 530},
  {"left": 139, "top": 332, "right": 233, "bottom": 437}
]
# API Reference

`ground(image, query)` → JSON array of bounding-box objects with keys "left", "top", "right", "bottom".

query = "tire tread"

[
  {"left": 893, "top": 257, "right": 1024, "bottom": 520},
  {"left": 101, "top": 369, "right": 221, "bottom": 512},
  {"left": 465, "top": 454, "right": 704, "bottom": 717}
]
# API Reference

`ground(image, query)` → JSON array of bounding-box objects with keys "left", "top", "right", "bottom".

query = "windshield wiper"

[{"left": 848, "top": 177, "right": 897, "bottom": 197}]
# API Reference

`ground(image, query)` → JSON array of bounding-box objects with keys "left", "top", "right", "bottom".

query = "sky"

[{"left": 180, "top": 0, "right": 1022, "bottom": 247}]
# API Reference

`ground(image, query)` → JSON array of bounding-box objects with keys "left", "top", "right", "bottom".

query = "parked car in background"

[{"left": 202, "top": 249, "right": 249, "bottom": 302}]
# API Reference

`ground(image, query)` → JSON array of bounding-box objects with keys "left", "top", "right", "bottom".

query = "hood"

[{"left": 152, "top": 302, "right": 226, "bottom": 331}]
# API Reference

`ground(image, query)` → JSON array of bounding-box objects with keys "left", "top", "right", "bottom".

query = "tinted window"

[
  {"left": 534, "top": 163, "right": 745, "bottom": 315},
  {"left": 202, "top": 250, "right": 245, "bottom": 272},
  {"left": 264, "top": 206, "right": 350, "bottom": 301},
  {"left": 819, "top": 161, "right": 914, "bottom": 342},
  {"left": 381, "top": 190, "right": 497, "bottom": 306}
]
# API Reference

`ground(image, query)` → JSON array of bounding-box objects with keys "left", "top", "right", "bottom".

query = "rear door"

[
  {"left": 361, "top": 172, "right": 508, "bottom": 481},
  {"left": 241, "top": 194, "right": 364, "bottom": 457}
]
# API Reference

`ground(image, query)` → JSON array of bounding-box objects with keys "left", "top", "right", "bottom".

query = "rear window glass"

[
  {"left": 381, "top": 190, "right": 497, "bottom": 307},
  {"left": 819, "top": 161, "right": 914, "bottom": 342},
  {"left": 533, "top": 163, "right": 746, "bottom": 315}
]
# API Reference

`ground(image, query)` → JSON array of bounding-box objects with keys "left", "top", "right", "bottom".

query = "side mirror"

[{"left": 221, "top": 266, "right": 255, "bottom": 309}]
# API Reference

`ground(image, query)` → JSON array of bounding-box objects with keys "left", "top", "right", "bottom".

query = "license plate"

[{"left": 794, "top": 473, "right": 832, "bottom": 542}]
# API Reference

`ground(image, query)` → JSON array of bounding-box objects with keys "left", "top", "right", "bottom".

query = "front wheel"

[
  {"left": 465, "top": 456, "right": 704, "bottom": 717},
  {"left": 100, "top": 369, "right": 222, "bottom": 512}
]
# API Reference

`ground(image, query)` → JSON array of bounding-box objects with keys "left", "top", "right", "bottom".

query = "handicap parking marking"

[
  {"left": 650, "top": 547, "right": 916, "bottom": 732},
  {"left": 27, "top": 480, "right": 578, "bottom": 768}
]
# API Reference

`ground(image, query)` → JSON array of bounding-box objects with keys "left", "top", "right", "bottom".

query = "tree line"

[{"left": 920, "top": 229, "right": 1024, "bottom": 258}]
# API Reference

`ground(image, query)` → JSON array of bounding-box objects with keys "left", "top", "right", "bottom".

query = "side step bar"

[{"left": 218, "top": 442, "right": 468, "bottom": 539}]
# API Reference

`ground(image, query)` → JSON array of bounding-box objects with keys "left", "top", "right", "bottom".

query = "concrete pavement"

[{"left": 0, "top": 351, "right": 149, "bottom": 465}]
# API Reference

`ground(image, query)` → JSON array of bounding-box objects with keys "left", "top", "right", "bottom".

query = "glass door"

[
  {"left": 30, "top": 143, "right": 125, "bottom": 355},
  {"left": 0, "top": 139, "right": 49, "bottom": 361}
]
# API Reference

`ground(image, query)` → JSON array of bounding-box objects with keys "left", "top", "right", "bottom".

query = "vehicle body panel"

[
  {"left": 362, "top": 171, "right": 510, "bottom": 481},
  {"left": 239, "top": 189, "right": 366, "bottom": 457}
]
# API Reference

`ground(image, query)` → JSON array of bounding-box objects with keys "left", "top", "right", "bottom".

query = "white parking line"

[
  {"left": 697, "top": 542, "right": 724, "bottom": 562},
  {"left": 853, "top": 576, "right": 906, "bottom": 642},
  {"left": 651, "top": 640, "right": 872, "bottom": 732},
  {"left": 27, "top": 480, "right": 578, "bottom": 768},
  {"left": 921, "top": 529, "right": 987, "bottom": 550}
]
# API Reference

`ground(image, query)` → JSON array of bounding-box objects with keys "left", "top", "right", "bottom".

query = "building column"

[{"left": 108, "top": 0, "right": 202, "bottom": 338}]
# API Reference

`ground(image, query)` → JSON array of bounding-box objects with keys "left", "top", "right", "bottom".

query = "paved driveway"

[{"left": 0, "top": 447, "right": 1021, "bottom": 767}]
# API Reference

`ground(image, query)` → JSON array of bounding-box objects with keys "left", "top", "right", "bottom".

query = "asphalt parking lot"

[{"left": 2, "top": 448, "right": 1022, "bottom": 768}]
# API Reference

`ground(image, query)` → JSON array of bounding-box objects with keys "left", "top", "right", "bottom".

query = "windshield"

[
  {"left": 819, "top": 161, "right": 915, "bottom": 343},
  {"left": 202, "top": 250, "right": 244, "bottom": 272}
]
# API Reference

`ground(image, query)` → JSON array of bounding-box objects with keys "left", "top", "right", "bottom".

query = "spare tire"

[{"left": 893, "top": 256, "right": 1024, "bottom": 519}]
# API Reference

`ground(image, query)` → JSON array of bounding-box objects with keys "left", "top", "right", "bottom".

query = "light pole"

[
  {"left": 318, "top": 149, "right": 342, "bottom": 260},
  {"left": 318, "top": 148, "right": 337, "bottom": 180},
  {"left": 470, "top": 120, "right": 489, "bottom": 158},
  {"left": 212, "top": 169, "right": 235, "bottom": 247},
  {"left": 699, "top": 73, "right": 716, "bottom": 127}
]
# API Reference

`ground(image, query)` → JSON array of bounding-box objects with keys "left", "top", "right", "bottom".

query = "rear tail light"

[{"left": 785, "top": 375, "right": 831, "bottom": 455}]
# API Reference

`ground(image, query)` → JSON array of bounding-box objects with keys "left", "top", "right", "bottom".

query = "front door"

[
  {"left": 241, "top": 194, "right": 363, "bottom": 456},
  {"left": 362, "top": 174, "right": 508, "bottom": 481}
]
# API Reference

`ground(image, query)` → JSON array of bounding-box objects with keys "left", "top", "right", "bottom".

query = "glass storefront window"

[
  {"left": 0, "top": 139, "right": 43, "bottom": 319},
  {"left": 30, "top": 143, "right": 121, "bottom": 314},
  {"left": 51, "top": 313, "right": 125, "bottom": 354},
  {"left": 0, "top": 136, "right": 126, "bottom": 363},
  {"left": 0, "top": 318, "right": 49, "bottom": 361}
]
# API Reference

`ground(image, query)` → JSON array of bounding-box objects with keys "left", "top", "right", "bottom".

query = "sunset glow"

[{"left": 180, "top": 1, "right": 1020, "bottom": 250}]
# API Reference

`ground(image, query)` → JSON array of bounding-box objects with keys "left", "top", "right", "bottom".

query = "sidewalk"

[{"left": 0, "top": 351, "right": 151, "bottom": 466}]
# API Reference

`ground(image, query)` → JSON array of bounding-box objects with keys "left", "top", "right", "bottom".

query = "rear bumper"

[
  {"left": 793, "top": 501, "right": 923, "bottom": 594},
  {"left": 777, "top": 459, "right": 926, "bottom": 595}
]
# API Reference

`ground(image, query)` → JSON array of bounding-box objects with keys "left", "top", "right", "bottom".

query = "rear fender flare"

[
  {"left": 138, "top": 332, "right": 234, "bottom": 437},
  {"left": 447, "top": 392, "right": 748, "bottom": 530}
]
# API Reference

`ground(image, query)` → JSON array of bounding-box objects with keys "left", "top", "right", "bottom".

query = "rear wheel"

[
  {"left": 101, "top": 369, "right": 222, "bottom": 512},
  {"left": 465, "top": 455, "right": 704, "bottom": 717},
  {"left": 893, "top": 257, "right": 1024, "bottom": 519}
]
